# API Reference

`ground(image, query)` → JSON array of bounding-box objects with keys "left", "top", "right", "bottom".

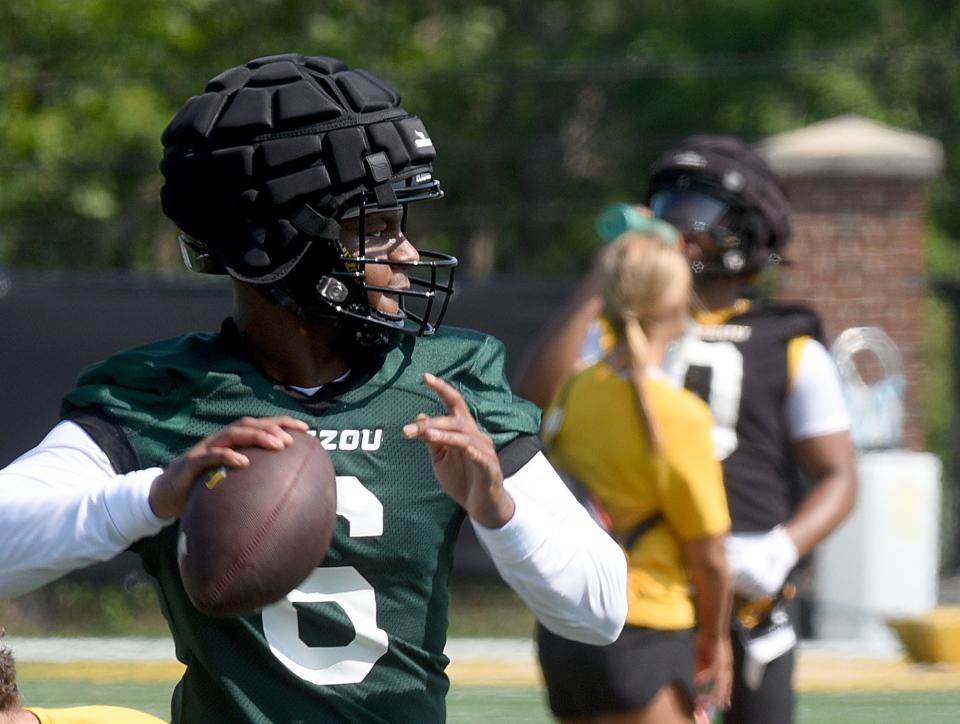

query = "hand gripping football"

[{"left": 178, "top": 430, "right": 337, "bottom": 617}]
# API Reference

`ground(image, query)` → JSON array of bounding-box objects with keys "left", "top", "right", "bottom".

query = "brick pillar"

[{"left": 759, "top": 115, "right": 943, "bottom": 450}]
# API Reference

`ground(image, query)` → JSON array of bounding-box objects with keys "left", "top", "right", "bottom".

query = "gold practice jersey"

[
  {"left": 543, "top": 362, "right": 729, "bottom": 630},
  {"left": 27, "top": 707, "right": 166, "bottom": 724}
]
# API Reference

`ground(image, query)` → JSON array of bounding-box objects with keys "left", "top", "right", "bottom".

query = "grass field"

[{"left": 16, "top": 677, "right": 960, "bottom": 722}]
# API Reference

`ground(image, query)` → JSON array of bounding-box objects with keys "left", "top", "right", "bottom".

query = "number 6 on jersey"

[{"left": 262, "top": 475, "right": 389, "bottom": 686}]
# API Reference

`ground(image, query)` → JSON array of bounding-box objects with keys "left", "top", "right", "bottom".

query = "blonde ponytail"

[
  {"left": 622, "top": 312, "right": 663, "bottom": 450},
  {"left": 600, "top": 230, "right": 691, "bottom": 452}
]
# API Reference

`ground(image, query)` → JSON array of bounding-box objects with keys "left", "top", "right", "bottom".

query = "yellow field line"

[
  {"left": 17, "top": 654, "right": 960, "bottom": 693},
  {"left": 447, "top": 659, "right": 544, "bottom": 688},
  {"left": 17, "top": 661, "right": 184, "bottom": 682},
  {"left": 795, "top": 653, "right": 960, "bottom": 693}
]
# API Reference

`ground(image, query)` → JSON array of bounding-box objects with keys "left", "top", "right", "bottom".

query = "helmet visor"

[
  {"left": 649, "top": 189, "right": 744, "bottom": 269},
  {"left": 649, "top": 189, "right": 732, "bottom": 231}
]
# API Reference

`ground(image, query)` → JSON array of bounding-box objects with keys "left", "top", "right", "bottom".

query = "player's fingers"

[
  {"left": 200, "top": 447, "right": 251, "bottom": 469},
  {"left": 463, "top": 443, "right": 500, "bottom": 471},
  {"left": 209, "top": 423, "right": 300, "bottom": 451},
  {"left": 419, "top": 428, "right": 496, "bottom": 461},
  {"left": 233, "top": 415, "right": 309, "bottom": 430},
  {"left": 711, "top": 673, "right": 732, "bottom": 710},
  {"left": 402, "top": 414, "right": 470, "bottom": 439},
  {"left": 422, "top": 373, "right": 473, "bottom": 419},
  {"left": 228, "top": 416, "right": 308, "bottom": 443},
  {"left": 401, "top": 413, "right": 429, "bottom": 436},
  {"left": 179, "top": 447, "right": 250, "bottom": 474},
  {"left": 229, "top": 416, "right": 308, "bottom": 435},
  {"left": 212, "top": 428, "right": 287, "bottom": 451},
  {"left": 402, "top": 413, "right": 484, "bottom": 446},
  {"left": 152, "top": 447, "right": 251, "bottom": 519}
]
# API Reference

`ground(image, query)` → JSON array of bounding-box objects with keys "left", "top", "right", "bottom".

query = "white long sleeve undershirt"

[
  {"left": 473, "top": 450, "right": 627, "bottom": 644},
  {"left": 0, "top": 422, "right": 167, "bottom": 598},
  {"left": 0, "top": 422, "right": 626, "bottom": 645}
]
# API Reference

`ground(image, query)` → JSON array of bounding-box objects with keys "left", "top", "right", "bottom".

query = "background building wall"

[{"left": 761, "top": 115, "right": 943, "bottom": 450}]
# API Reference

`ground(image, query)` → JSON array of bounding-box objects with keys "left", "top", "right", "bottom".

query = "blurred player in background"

[
  {"left": 0, "top": 629, "right": 165, "bottom": 723},
  {"left": 516, "top": 134, "right": 856, "bottom": 724},
  {"left": 0, "top": 54, "right": 627, "bottom": 723},
  {"left": 535, "top": 228, "right": 733, "bottom": 723}
]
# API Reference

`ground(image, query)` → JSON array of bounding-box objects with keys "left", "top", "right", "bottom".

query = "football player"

[
  {"left": 516, "top": 134, "right": 857, "bottom": 724},
  {"left": 0, "top": 54, "right": 627, "bottom": 723}
]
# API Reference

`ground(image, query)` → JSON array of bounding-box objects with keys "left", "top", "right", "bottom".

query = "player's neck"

[
  {"left": 232, "top": 285, "right": 351, "bottom": 388},
  {"left": 693, "top": 276, "right": 748, "bottom": 311}
]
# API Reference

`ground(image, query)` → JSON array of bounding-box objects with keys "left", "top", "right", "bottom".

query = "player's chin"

[{"left": 369, "top": 293, "right": 404, "bottom": 321}]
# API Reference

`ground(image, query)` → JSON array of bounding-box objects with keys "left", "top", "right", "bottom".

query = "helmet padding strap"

[{"left": 290, "top": 204, "right": 340, "bottom": 242}]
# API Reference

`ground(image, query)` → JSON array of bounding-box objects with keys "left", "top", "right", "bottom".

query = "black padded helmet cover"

[
  {"left": 645, "top": 134, "right": 791, "bottom": 260},
  {"left": 160, "top": 53, "right": 438, "bottom": 283}
]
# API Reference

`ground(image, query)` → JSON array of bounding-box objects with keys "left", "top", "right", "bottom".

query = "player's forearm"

[
  {"left": 685, "top": 534, "right": 732, "bottom": 643},
  {"left": 786, "top": 432, "right": 857, "bottom": 557},
  {"left": 691, "top": 569, "right": 731, "bottom": 644},
  {"left": 784, "top": 469, "right": 857, "bottom": 557},
  {"left": 472, "top": 452, "right": 628, "bottom": 645},
  {"left": 512, "top": 281, "right": 604, "bottom": 409}
]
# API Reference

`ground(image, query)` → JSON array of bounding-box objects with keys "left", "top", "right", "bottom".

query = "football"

[{"left": 177, "top": 430, "right": 337, "bottom": 617}]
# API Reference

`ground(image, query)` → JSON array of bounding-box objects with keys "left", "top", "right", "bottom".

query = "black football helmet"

[
  {"left": 160, "top": 53, "right": 456, "bottom": 351},
  {"left": 645, "top": 134, "right": 791, "bottom": 276}
]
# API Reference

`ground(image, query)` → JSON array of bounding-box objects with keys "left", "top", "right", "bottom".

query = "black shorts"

[
  {"left": 726, "top": 596, "right": 799, "bottom": 724},
  {"left": 536, "top": 622, "right": 696, "bottom": 718}
]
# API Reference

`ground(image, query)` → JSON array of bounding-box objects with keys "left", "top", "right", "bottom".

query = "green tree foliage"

[{"left": 0, "top": 0, "right": 958, "bottom": 275}]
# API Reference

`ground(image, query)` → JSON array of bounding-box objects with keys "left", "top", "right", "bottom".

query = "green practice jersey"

[{"left": 61, "top": 321, "right": 540, "bottom": 723}]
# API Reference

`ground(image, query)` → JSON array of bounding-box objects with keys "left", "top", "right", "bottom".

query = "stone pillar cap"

[{"left": 759, "top": 114, "right": 943, "bottom": 179}]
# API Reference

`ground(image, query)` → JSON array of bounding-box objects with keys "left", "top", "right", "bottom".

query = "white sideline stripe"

[
  {"left": 6, "top": 637, "right": 536, "bottom": 663},
  {"left": 446, "top": 638, "right": 535, "bottom": 659},
  {"left": 6, "top": 637, "right": 175, "bottom": 662}
]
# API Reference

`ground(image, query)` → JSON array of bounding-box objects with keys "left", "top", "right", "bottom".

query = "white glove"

[{"left": 724, "top": 526, "right": 799, "bottom": 600}]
